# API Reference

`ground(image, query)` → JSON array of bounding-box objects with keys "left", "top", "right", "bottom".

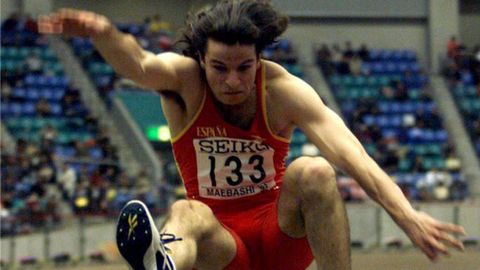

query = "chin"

[{"left": 220, "top": 97, "right": 244, "bottom": 106}]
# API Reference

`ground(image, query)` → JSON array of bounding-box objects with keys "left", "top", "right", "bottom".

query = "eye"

[
  {"left": 213, "top": 66, "right": 227, "bottom": 72},
  {"left": 238, "top": 65, "right": 251, "bottom": 72}
]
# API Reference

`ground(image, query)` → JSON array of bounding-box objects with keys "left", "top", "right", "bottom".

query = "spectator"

[
  {"left": 349, "top": 54, "right": 363, "bottom": 76},
  {"left": 315, "top": 43, "right": 333, "bottom": 76},
  {"left": 147, "top": 14, "right": 172, "bottom": 34},
  {"left": 73, "top": 140, "right": 89, "bottom": 159},
  {"left": 1, "top": 81, "right": 13, "bottom": 101},
  {"left": 447, "top": 36, "right": 460, "bottom": 60},
  {"left": 24, "top": 52, "right": 44, "bottom": 74},
  {"left": 393, "top": 81, "right": 408, "bottom": 101},
  {"left": 343, "top": 41, "right": 355, "bottom": 59},
  {"left": 449, "top": 179, "right": 467, "bottom": 201},
  {"left": 1, "top": 13, "right": 20, "bottom": 33},
  {"left": 433, "top": 180, "right": 450, "bottom": 201},
  {"left": 57, "top": 162, "right": 77, "bottom": 200},
  {"left": 357, "top": 44, "right": 370, "bottom": 61},
  {"left": 41, "top": 124, "right": 57, "bottom": 141},
  {"left": 336, "top": 55, "right": 351, "bottom": 75},
  {"left": 35, "top": 98, "right": 52, "bottom": 117},
  {"left": 330, "top": 43, "right": 342, "bottom": 64},
  {"left": 445, "top": 152, "right": 461, "bottom": 172}
]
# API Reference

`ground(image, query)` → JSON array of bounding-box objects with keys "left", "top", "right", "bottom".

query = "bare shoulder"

[
  {"left": 262, "top": 59, "right": 325, "bottom": 121},
  {"left": 157, "top": 52, "right": 201, "bottom": 77},
  {"left": 263, "top": 59, "right": 290, "bottom": 83},
  {"left": 263, "top": 59, "right": 310, "bottom": 99}
]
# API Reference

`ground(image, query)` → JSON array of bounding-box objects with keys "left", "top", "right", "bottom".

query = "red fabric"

[
  {"left": 219, "top": 191, "right": 313, "bottom": 270},
  {"left": 171, "top": 62, "right": 290, "bottom": 212}
]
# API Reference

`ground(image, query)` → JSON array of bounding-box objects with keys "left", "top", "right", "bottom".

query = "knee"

[
  {"left": 169, "top": 200, "right": 218, "bottom": 235},
  {"left": 293, "top": 157, "right": 338, "bottom": 200}
]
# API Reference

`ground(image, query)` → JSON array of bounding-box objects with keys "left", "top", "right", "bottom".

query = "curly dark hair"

[{"left": 176, "top": 0, "right": 289, "bottom": 63}]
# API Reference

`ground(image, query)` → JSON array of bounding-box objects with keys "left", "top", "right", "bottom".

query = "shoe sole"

[{"left": 116, "top": 200, "right": 159, "bottom": 270}]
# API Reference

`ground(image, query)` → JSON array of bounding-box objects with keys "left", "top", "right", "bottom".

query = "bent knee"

[
  {"left": 288, "top": 157, "right": 337, "bottom": 197},
  {"left": 169, "top": 200, "right": 219, "bottom": 234}
]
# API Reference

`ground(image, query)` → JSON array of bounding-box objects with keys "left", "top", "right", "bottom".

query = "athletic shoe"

[{"left": 116, "top": 200, "right": 177, "bottom": 270}]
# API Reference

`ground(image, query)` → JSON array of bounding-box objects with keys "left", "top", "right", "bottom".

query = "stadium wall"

[{"left": 1, "top": 203, "right": 478, "bottom": 263}]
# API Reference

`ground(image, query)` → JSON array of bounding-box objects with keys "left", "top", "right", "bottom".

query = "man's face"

[{"left": 201, "top": 39, "right": 260, "bottom": 105}]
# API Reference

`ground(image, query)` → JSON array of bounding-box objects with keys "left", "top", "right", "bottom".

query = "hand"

[
  {"left": 403, "top": 210, "right": 466, "bottom": 261},
  {"left": 38, "top": 8, "right": 112, "bottom": 38}
]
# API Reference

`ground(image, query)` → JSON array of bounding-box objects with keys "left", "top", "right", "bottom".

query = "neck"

[{"left": 213, "top": 88, "right": 257, "bottom": 130}]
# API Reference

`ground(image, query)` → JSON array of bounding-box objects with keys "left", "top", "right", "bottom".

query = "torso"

[{"left": 167, "top": 60, "right": 293, "bottom": 211}]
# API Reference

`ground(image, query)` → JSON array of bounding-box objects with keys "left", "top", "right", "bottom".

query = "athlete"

[{"left": 39, "top": 1, "right": 466, "bottom": 269}]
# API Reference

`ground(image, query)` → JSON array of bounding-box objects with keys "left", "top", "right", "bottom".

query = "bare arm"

[
  {"left": 276, "top": 73, "right": 465, "bottom": 260},
  {"left": 38, "top": 8, "right": 193, "bottom": 91}
]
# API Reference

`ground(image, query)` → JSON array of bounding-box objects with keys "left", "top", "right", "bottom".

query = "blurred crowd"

[
  {"left": 443, "top": 36, "right": 480, "bottom": 158},
  {"left": 315, "top": 41, "right": 467, "bottom": 202},
  {"left": 0, "top": 13, "right": 177, "bottom": 236}
]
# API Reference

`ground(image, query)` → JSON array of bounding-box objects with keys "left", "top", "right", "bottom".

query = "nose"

[{"left": 225, "top": 71, "right": 241, "bottom": 89}]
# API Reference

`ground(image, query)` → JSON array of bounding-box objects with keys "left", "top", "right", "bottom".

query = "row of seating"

[
  {"left": 335, "top": 87, "right": 426, "bottom": 101},
  {"left": 342, "top": 100, "right": 436, "bottom": 115},
  {"left": 12, "top": 130, "right": 94, "bottom": 145},
  {"left": 1, "top": 101, "right": 63, "bottom": 116},
  {"left": 1, "top": 46, "right": 57, "bottom": 60},
  {"left": 5, "top": 117, "right": 86, "bottom": 131},
  {"left": 23, "top": 74, "right": 70, "bottom": 87},
  {"left": 8, "top": 87, "right": 66, "bottom": 101},
  {"left": 361, "top": 61, "right": 420, "bottom": 75},
  {"left": 330, "top": 74, "right": 428, "bottom": 89},
  {"left": 367, "top": 49, "right": 417, "bottom": 62}
]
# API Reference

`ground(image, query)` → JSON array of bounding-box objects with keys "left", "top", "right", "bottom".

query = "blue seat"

[
  {"left": 380, "top": 50, "right": 393, "bottom": 61},
  {"left": 368, "top": 49, "right": 381, "bottom": 61},
  {"left": 10, "top": 102, "right": 22, "bottom": 115},
  {"left": 55, "top": 146, "right": 76, "bottom": 158},
  {"left": 1, "top": 102, "right": 11, "bottom": 116},
  {"left": 371, "top": 62, "right": 385, "bottom": 74},
  {"left": 11, "top": 87, "right": 26, "bottom": 99},
  {"left": 21, "top": 102, "right": 36, "bottom": 116},
  {"left": 385, "top": 62, "right": 397, "bottom": 74},
  {"left": 89, "top": 148, "right": 103, "bottom": 159},
  {"left": 434, "top": 130, "right": 448, "bottom": 142},
  {"left": 51, "top": 103, "right": 62, "bottom": 115},
  {"left": 363, "top": 115, "right": 375, "bottom": 126},
  {"left": 382, "top": 128, "right": 400, "bottom": 138},
  {"left": 26, "top": 87, "right": 41, "bottom": 100}
]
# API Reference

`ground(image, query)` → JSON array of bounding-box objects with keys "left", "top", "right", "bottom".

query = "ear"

[{"left": 199, "top": 52, "right": 206, "bottom": 69}]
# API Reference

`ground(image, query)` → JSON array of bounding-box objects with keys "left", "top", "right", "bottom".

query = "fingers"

[
  {"left": 38, "top": 8, "right": 111, "bottom": 38},
  {"left": 437, "top": 222, "right": 466, "bottom": 236},
  {"left": 38, "top": 14, "right": 63, "bottom": 34},
  {"left": 428, "top": 235, "right": 450, "bottom": 257},
  {"left": 434, "top": 229, "right": 465, "bottom": 251}
]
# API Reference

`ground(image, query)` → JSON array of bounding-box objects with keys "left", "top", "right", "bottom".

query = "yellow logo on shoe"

[{"left": 128, "top": 214, "right": 138, "bottom": 240}]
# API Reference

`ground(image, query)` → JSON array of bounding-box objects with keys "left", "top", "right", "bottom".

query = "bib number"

[
  {"left": 194, "top": 137, "right": 276, "bottom": 199},
  {"left": 208, "top": 154, "right": 266, "bottom": 187}
]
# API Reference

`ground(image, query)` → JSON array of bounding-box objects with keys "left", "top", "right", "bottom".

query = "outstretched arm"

[
  {"left": 38, "top": 8, "right": 191, "bottom": 91},
  {"left": 278, "top": 73, "right": 466, "bottom": 261}
]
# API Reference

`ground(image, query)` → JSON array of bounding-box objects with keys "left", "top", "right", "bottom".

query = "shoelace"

[{"left": 160, "top": 233, "right": 183, "bottom": 251}]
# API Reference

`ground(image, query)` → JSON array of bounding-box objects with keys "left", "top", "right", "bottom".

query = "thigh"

[
  {"left": 260, "top": 202, "right": 313, "bottom": 270},
  {"left": 276, "top": 156, "right": 312, "bottom": 238}
]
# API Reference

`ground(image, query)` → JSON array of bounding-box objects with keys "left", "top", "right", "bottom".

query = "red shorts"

[{"left": 215, "top": 199, "right": 314, "bottom": 270}]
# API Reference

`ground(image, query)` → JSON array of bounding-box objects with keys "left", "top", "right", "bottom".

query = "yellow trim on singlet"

[
  {"left": 170, "top": 86, "right": 207, "bottom": 143},
  {"left": 260, "top": 61, "right": 291, "bottom": 144}
]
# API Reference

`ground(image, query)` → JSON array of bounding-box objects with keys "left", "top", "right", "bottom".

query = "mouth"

[{"left": 224, "top": 91, "right": 242, "bottom": 96}]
